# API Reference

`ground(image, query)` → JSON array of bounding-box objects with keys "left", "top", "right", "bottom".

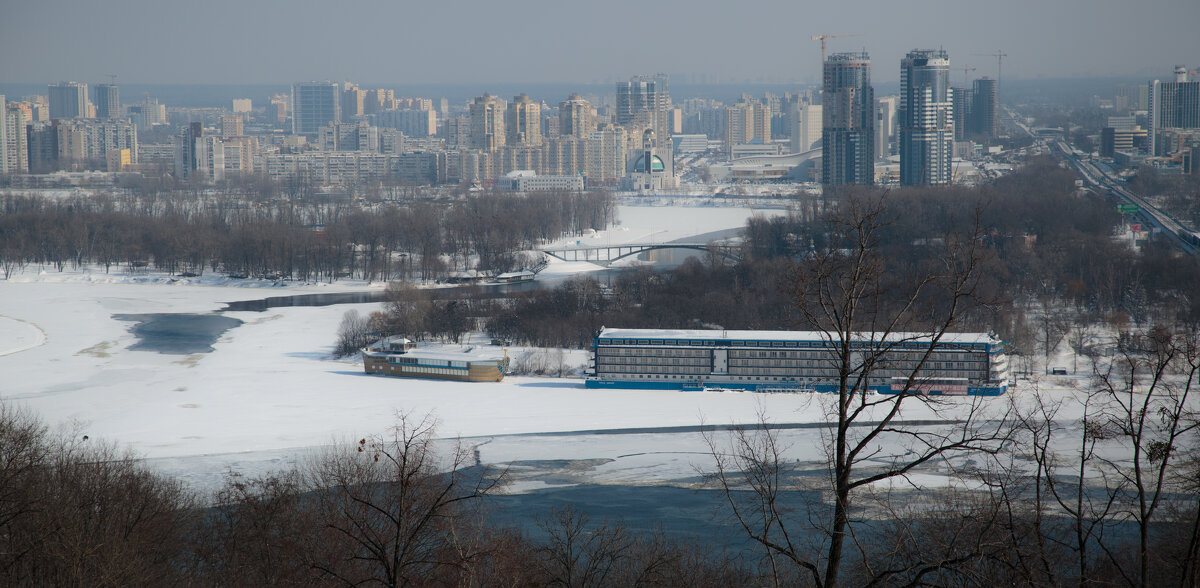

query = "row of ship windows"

[
  {"left": 598, "top": 367, "right": 989, "bottom": 378},
  {"left": 605, "top": 373, "right": 988, "bottom": 385},
  {"left": 729, "top": 359, "right": 986, "bottom": 369},
  {"left": 392, "top": 366, "right": 464, "bottom": 376},
  {"left": 597, "top": 348, "right": 709, "bottom": 358},
  {"left": 598, "top": 348, "right": 983, "bottom": 362},
  {"left": 598, "top": 357, "right": 710, "bottom": 366},
  {"left": 599, "top": 357, "right": 986, "bottom": 371},
  {"left": 613, "top": 374, "right": 841, "bottom": 382},
  {"left": 598, "top": 366, "right": 711, "bottom": 375},
  {"left": 599, "top": 340, "right": 991, "bottom": 352}
]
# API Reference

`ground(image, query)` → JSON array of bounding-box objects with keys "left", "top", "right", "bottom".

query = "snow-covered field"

[
  {"left": 0, "top": 269, "right": 1036, "bottom": 494},
  {"left": 0, "top": 201, "right": 1071, "bottom": 495}
]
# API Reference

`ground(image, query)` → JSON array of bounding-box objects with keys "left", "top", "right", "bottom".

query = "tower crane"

[
  {"left": 973, "top": 50, "right": 1008, "bottom": 95},
  {"left": 811, "top": 31, "right": 864, "bottom": 63},
  {"left": 961, "top": 66, "right": 976, "bottom": 85}
]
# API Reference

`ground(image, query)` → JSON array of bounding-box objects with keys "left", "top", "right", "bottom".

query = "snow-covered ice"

[{"left": 0, "top": 201, "right": 1056, "bottom": 494}]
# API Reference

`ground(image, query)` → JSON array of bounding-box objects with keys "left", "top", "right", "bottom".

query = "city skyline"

[{"left": 2, "top": 0, "right": 1197, "bottom": 86}]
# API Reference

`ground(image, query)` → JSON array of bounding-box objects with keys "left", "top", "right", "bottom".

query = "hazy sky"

[{"left": 2, "top": 0, "right": 1197, "bottom": 86}]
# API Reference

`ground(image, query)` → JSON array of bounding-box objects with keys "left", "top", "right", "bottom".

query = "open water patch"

[{"left": 114, "top": 313, "right": 243, "bottom": 355}]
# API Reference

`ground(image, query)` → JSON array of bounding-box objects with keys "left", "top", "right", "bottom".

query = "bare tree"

[
  {"left": 0, "top": 404, "right": 49, "bottom": 578},
  {"left": 0, "top": 417, "right": 195, "bottom": 586},
  {"left": 1002, "top": 326, "right": 1200, "bottom": 588},
  {"left": 333, "top": 308, "right": 374, "bottom": 358},
  {"left": 1090, "top": 326, "right": 1200, "bottom": 587},
  {"left": 1007, "top": 382, "right": 1123, "bottom": 586},
  {"left": 303, "top": 412, "right": 506, "bottom": 587},
  {"left": 704, "top": 193, "right": 1012, "bottom": 588},
  {"left": 379, "top": 281, "right": 433, "bottom": 341},
  {"left": 190, "top": 469, "right": 320, "bottom": 586},
  {"left": 536, "top": 506, "right": 634, "bottom": 587}
]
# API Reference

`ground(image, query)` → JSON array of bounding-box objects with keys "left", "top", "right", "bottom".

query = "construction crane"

[
  {"left": 973, "top": 50, "right": 1008, "bottom": 93},
  {"left": 961, "top": 66, "right": 976, "bottom": 85},
  {"left": 811, "top": 31, "right": 864, "bottom": 63}
]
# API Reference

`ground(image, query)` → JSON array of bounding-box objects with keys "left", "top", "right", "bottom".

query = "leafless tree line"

[
  {"left": 0, "top": 406, "right": 751, "bottom": 586},
  {"left": 0, "top": 188, "right": 614, "bottom": 281}
]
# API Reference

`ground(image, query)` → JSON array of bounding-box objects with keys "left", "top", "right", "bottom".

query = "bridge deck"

[{"left": 540, "top": 241, "right": 743, "bottom": 265}]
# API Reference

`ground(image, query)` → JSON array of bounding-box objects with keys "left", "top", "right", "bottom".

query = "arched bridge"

[{"left": 540, "top": 241, "right": 743, "bottom": 266}]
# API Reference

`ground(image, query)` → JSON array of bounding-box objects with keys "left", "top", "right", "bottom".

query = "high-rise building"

[
  {"left": 616, "top": 74, "right": 669, "bottom": 126},
  {"left": 319, "top": 120, "right": 378, "bottom": 152},
  {"left": 269, "top": 95, "right": 288, "bottom": 124},
  {"left": 176, "top": 122, "right": 203, "bottom": 180},
  {"left": 220, "top": 114, "right": 243, "bottom": 139},
  {"left": 127, "top": 96, "right": 166, "bottom": 130},
  {"left": 444, "top": 116, "right": 470, "bottom": 149},
  {"left": 1148, "top": 67, "right": 1200, "bottom": 156},
  {"left": 971, "top": 77, "right": 997, "bottom": 140},
  {"left": 951, "top": 86, "right": 973, "bottom": 141},
  {"left": 542, "top": 137, "right": 588, "bottom": 175},
  {"left": 5, "top": 102, "right": 32, "bottom": 173},
  {"left": 822, "top": 52, "right": 875, "bottom": 186},
  {"left": 28, "top": 118, "right": 138, "bottom": 169},
  {"left": 48, "top": 82, "right": 88, "bottom": 119},
  {"left": 469, "top": 94, "right": 505, "bottom": 152},
  {"left": 341, "top": 84, "right": 365, "bottom": 122},
  {"left": 232, "top": 98, "right": 252, "bottom": 113},
  {"left": 370, "top": 109, "right": 437, "bottom": 138},
  {"left": 94, "top": 83, "right": 120, "bottom": 119},
  {"left": 364, "top": 89, "right": 395, "bottom": 114},
  {"left": 587, "top": 126, "right": 627, "bottom": 186},
  {"left": 1114, "top": 84, "right": 1149, "bottom": 112},
  {"left": 722, "top": 97, "right": 771, "bottom": 154},
  {"left": 899, "top": 49, "right": 953, "bottom": 186},
  {"left": 505, "top": 94, "right": 541, "bottom": 147},
  {"left": 790, "top": 103, "right": 822, "bottom": 153},
  {"left": 875, "top": 96, "right": 897, "bottom": 160},
  {"left": 175, "top": 122, "right": 223, "bottom": 181},
  {"left": 292, "top": 82, "right": 340, "bottom": 137},
  {"left": 559, "top": 94, "right": 595, "bottom": 139},
  {"left": 0, "top": 95, "right": 7, "bottom": 174},
  {"left": 1100, "top": 126, "right": 1148, "bottom": 157}
]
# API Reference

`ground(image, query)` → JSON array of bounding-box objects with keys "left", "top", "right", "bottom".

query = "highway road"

[{"left": 1048, "top": 139, "right": 1200, "bottom": 256}]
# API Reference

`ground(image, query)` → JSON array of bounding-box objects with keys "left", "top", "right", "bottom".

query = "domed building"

[{"left": 624, "top": 128, "right": 677, "bottom": 192}]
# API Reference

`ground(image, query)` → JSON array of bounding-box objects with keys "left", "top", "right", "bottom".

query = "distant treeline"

[{"left": 0, "top": 189, "right": 614, "bottom": 281}]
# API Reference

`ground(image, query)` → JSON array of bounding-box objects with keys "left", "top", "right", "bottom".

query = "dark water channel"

[
  {"left": 114, "top": 314, "right": 244, "bottom": 355},
  {"left": 115, "top": 237, "right": 710, "bottom": 352},
  {"left": 116, "top": 267, "right": 631, "bottom": 353},
  {"left": 220, "top": 267, "right": 629, "bottom": 312}
]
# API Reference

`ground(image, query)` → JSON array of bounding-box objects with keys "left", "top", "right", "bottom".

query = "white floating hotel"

[{"left": 586, "top": 328, "right": 1010, "bottom": 395}]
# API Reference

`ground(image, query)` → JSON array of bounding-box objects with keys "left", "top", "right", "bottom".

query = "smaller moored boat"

[
  {"left": 361, "top": 337, "right": 509, "bottom": 382},
  {"left": 490, "top": 271, "right": 535, "bottom": 284}
]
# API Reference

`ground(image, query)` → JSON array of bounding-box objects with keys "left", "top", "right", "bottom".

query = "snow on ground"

[
  {"left": 0, "top": 274, "right": 1024, "bottom": 493},
  {"left": 0, "top": 278, "right": 841, "bottom": 458},
  {"left": 0, "top": 200, "right": 1092, "bottom": 496},
  {"left": 0, "top": 316, "right": 46, "bottom": 357},
  {"left": 546, "top": 203, "right": 786, "bottom": 250}
]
